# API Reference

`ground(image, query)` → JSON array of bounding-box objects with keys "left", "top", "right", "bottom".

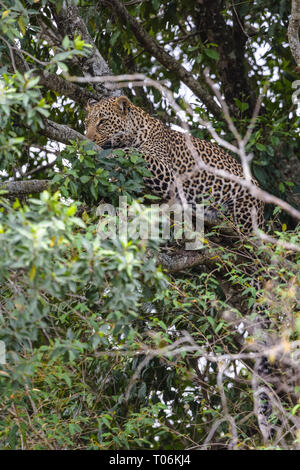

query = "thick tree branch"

[
  {"left": 288, "top": 0, "right": 300, "bottom": 68},
  {"left": 36, "top": 70, "right": 98, "bottom": 106},
  {"left": 156, "top": 243, "right": 251, "bottom": 273},
  {"left": 40, "top": 119, "right": 87, "bottom": 145},
  {"left": 39, "top": 119, "right": 100, "bottom": 150},
  {"left": 103, "top": 0, "right": 222, "bottom": 118},
  {"left": 157, "top": 248, "right": 221, "bottom": 273},
  {"left": 50, "top": 2, "right": 120, "bottom": 97},
  {"left": 0, "top": 179, "right": 49, "bottom": 196}
]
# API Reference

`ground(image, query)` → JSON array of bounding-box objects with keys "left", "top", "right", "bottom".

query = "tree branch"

[
  {"left": 0, "top": 179, "right": 49, "bottom": 196},
  {"left": 39, "top": 119, "right": 100, "bottom": 150},
  {"left": 157, "top": 248, "right": 221, "bottom": 273},
  {"left": 50, "top": 1, "right": 120, "bottom": 97},
  {"left": 288, "top": 0, "right": 300, "bottom": 68},
  {"left": 36, "top": 70, "right": 98, "bottom": 106},
  {"left": 103, "top": 0, "right": 222, "bottom": 118},
  {"left": 40, "top": 119, "right": 86, "bottom": 145}
]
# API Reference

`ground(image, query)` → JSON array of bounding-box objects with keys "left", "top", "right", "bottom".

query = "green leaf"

[
  {"left": 256, "top": 143, "right": 266, "bottom": 151},
  {"left": 204, "top": 48, "right": 219, "bottom": 61},
  {"left": 91, "top": 183, "right": 98, "bottom": 200},
  {"left": 234, "top": 98, "right": 249, "bottom": 112},
  {"left": 62, "top": 36, "right": 70, "bottom": 50},
  {"left": 80, "top": 175, "right": 91, "bottom": 183}
]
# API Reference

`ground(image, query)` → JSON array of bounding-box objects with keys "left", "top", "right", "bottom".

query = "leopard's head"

[{"left": 85, "top": 96, "right": 134, "bottom": 149}]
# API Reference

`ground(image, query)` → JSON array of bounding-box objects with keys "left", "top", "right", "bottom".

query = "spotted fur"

[
  {"left": 86, "top": 96, "right": 274, "bottom": 438},
  {"left": 85, "top": 96, "right": 264, "bottom": 234}
]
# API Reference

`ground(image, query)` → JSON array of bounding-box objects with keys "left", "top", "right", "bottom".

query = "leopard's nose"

[{"left": 86, "top": 130, "right": 96, "bottom": 141}]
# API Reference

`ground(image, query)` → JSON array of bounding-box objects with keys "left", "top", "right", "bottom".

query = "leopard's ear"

[
  {"left": 115, "top": 96, "right": 131, "bottom": 114},
  {"left": 86, "top": 98, "right": 98, "bottom": 110}
]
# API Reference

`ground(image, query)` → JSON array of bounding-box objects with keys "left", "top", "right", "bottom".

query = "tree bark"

[
  {"left": 157, "top": 249, "right": 220, "bottom": 273},
  {"left": 36, "top": 70, "right": 97, "bottom": 106},
  {"left": 50, "top": 1, "right": 121, "bottom": 97},
  {"left": 0, "top": 179, "right": 49, "bottom": 196},
  {"left": 39, "top": 119, "right": 101, "bottom": 150},
  {"left": 288, "top": 0, "right": 300, "bottom": 68}
]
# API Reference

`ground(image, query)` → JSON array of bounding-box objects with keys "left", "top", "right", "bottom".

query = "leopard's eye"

[{"left": 98, "top": 119, "right": 106, "bottom": 126}]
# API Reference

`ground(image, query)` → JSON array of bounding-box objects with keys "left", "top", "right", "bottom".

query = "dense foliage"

[{"left": 0, "top": 0, "right": 299, "bottom": 450}]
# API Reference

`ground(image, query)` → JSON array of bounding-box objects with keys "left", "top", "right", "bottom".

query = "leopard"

[
  {"left": 85, "top": 95, "right": 264, "bottom": 235},
  {"left": 85, "top": 95, "right": 275, "bottom": 439}
]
